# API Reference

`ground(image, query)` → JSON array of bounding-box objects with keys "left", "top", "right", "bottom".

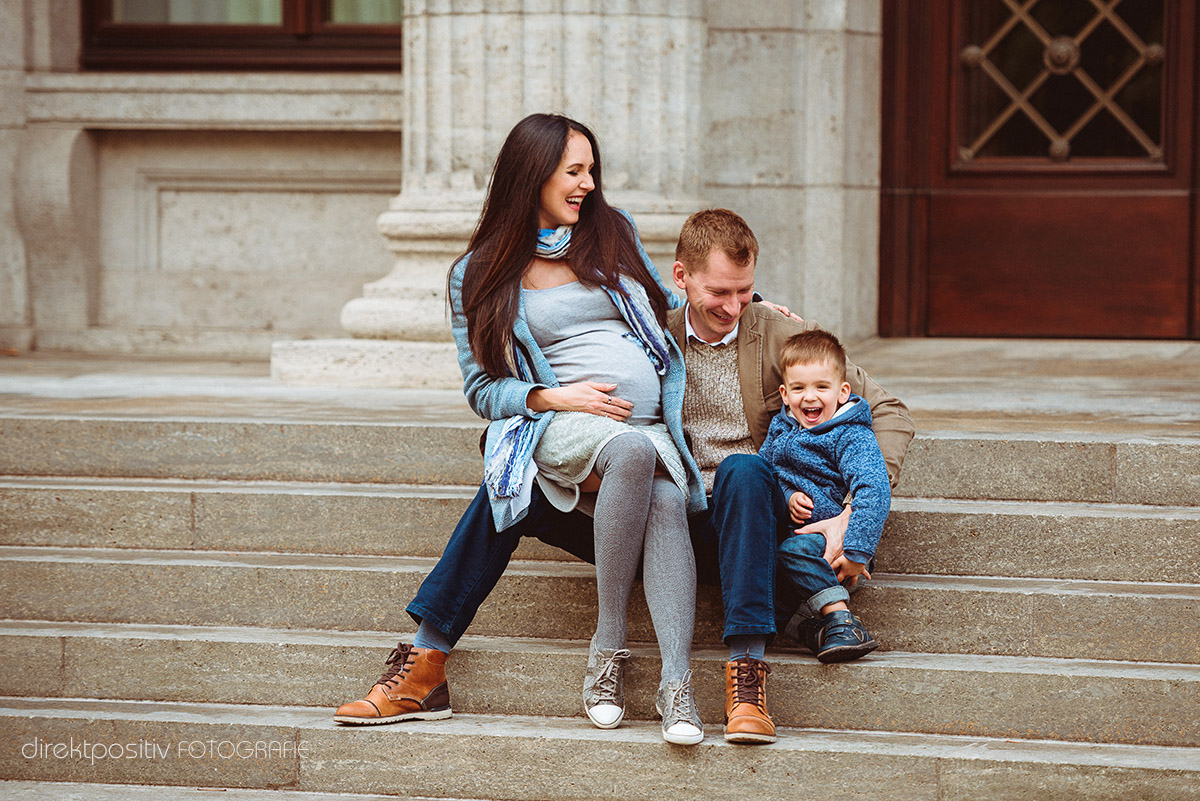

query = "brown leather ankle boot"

[
  {"left": 334, "top": 642, "right": 451, "bottom": 725},
  {"left": 723, "top": 657, "right": 776, "bottom": 744}
]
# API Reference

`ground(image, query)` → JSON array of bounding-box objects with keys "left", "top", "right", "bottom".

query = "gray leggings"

[{"left": 591, "top": 432, "right": 696, "bottom": 683}]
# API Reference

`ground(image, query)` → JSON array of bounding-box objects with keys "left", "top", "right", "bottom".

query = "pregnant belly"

[{"left": 543, "top": 333, "right": 663, "bottom": 424}]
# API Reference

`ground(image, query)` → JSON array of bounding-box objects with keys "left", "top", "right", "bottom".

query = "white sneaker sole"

[
  {"left": 663, "top": 725, "right": 704, "bottom": 745},
  {"left": 584, "top": 702, "right": 625, "bottom": 729}
]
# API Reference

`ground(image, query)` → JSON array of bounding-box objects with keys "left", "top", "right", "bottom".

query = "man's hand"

[
  {"left": 831, "top": 555, "right": 871, "bottom": 588},
  {"left": 788, "top": 491, "right": 814, "bottom": 524},
  {"left": 797, "top": 505, "right": 851, "bottom": 566},
  {"left": 756, "top": 300, "right": 804, "bottom": 323}
]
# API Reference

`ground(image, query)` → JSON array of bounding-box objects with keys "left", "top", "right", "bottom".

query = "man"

[
  {"left": 663, "top": 209, "right": 912, "bottom": 741},
  {"left": 334, "top": 209, "right": 914, "bottom": 744}
]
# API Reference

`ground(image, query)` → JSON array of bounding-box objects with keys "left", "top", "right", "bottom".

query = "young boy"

[{"left": 758, "top": 329, "right": 891, "bottom": 663}]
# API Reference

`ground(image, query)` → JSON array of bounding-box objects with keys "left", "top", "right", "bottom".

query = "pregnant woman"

[{"left": 452, "top": 113, "right": 706, "bottom": 744}]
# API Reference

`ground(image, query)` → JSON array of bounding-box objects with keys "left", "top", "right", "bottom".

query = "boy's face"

[
  {"left": 779, "top": 359, "right": 851, "bottom": 429},
  {"left": 672, "top": 250, "right": 756, "bottom": 343}
]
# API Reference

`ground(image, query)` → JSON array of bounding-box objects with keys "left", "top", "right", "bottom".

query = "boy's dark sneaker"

[
  {"left": 809, "top": 610, "right": 878, "bottom": 663},
  {"left": 795, "top": 614, "right": 824, "bottom": 654}
]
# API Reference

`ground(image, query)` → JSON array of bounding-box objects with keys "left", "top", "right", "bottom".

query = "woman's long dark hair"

[{"left": 452, "top": 113, "right": 668, "bottom": 377}]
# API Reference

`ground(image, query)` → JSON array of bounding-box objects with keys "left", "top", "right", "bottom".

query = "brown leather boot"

[
  {"left": 334, "top": 642, "right": 451, "bottom": 725},
  {"left": 723, "top": 657, "right": 776, "bottom": 744}
]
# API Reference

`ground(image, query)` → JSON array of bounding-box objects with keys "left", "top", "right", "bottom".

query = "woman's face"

[{"left": 538, "top": 130, "right": 595, "bottom": 230}]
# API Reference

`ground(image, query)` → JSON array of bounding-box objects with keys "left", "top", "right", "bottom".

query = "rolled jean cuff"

[
  {"left": 722, "top": 623, "right": 777, "bottom": 644},
  {"left": 806, "top": 585, "right": 850, "bottom": 615},
  {"left": 405, "top": 602, "right": 457, "bottom": 647}
]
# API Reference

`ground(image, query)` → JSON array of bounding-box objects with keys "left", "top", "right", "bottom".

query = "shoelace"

[
  {"left": 376, "top": 643, "right": 415, "bottom": 687},
  {"left": 730, "top": 659, "right": 770, "bottom": 707},
  {"left": 662, "top": 670, "right": 699, "bottom": 726},
  {"left": 590, "top": 648, "right": 631, "bottom": 703}
]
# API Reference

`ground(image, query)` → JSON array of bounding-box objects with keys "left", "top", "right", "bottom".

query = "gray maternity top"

[
  {"left": 523, "top": 280, "right": 663, "bottom": 424},
  {"left": 521, "top": 280, "right": 686, "bottom": 513}
]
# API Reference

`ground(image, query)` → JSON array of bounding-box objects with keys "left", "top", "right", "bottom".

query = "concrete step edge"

[
  {"left": 0, "top": 780, "right": 450, "bottom": 801},
  {"left": 0, "top": 475, "right": 477, "bottom": 498},
  {"left": 0, "top": 412, "right": 473, "bottom": 429},
  {"left": 3, "top": 545, "right": 1197, "bottom": 598},
  {"left": 4, "top": 695, "right": 1199, "bottom": 771},
  {"left": 4, "top": 475, "right": 1197, "bottom": 516},
  {"left": 4, "top": 410, "right": 1198, "bottom": 446},
  {"left": 4, "top": 620, "right": 1198, "bottom": 681}
]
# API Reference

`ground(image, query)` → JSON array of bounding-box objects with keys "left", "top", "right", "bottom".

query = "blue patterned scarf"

[{"left": 537, "top": 226, "right": 572, "bottom": 259}]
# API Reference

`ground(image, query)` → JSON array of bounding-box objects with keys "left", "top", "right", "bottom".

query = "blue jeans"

[
  {"left": 686, "top": 454, "right": 783, "bottom": 643},
  {"left": 406, "top": 453, "right": 782, "bottom": 647},
  {"left": 777, "top": 532, "right": 851, "bottom": 616},
  {"left": 405, "top": 482, "right": 594, "bottom": 646}
]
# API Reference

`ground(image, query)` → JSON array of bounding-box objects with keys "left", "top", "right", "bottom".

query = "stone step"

[
  {"left": 3, "top": 476, "right": 1199, "bottom": 582},
  {"left": 3, "top": 621, "right": 1197, "bottom": 748},
  {"left": 0, "top": 782, "right": 434, "bottom": 801},
  {"left": 2, "top": 547, "right": 1197, "bottom": 664},
  {"left": 0, "top": 476, "right": 570, "bottom": 564},
  {"left": 2, "top": 697, "right": 1197, "bottom": 800},
  {"left": 2, "top": 415, "right": 1196, "bottom": 505},
  {"left": 879, "top": 496, "right": 1200, "bottom": 583}
]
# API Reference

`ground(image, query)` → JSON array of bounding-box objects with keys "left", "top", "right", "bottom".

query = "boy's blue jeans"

[
  {"left": 777, "top": 532, "right": 852, "bottom": 617},
  {"left": 406, "top": 453, "right": 781, "bottom": 647}
]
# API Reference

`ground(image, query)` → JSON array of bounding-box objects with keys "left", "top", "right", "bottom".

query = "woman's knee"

[
  {"left": 648, "top": 476, "right": 686, "bottom": 516},
  {"left": 596, "top": 431, "right": 658, "bottom": 478},
  {"left": 645, "top": 478, "right": 689, "bottom": 545}
]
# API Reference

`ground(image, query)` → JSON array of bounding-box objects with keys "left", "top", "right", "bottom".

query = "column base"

[
  {"left": 0, "top": 327, "right": 34, "bottom": 353},
  {"left": 270, "top": 338, "right": 461, "bottom": 389}
]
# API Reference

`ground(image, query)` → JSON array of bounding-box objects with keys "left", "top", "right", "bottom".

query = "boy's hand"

[
  {"left": 832, "top": 555, "right": 872, "bottom": 588},
  {"left": 796, "top": 505, "right": 851, "bottom": 565},
  {"left": 788, "top": 491, "right": 814, "bottom": 523}
]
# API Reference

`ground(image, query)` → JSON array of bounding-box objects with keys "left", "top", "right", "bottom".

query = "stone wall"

[
  {"left": 704, "top": 0, "right": 882, "bottom": 341},
  {"left": 2, "top": 0, "right": 403, "bottom": 357},
  {"left": 3, "top": 0, "right": 884, "bottom": 366}
]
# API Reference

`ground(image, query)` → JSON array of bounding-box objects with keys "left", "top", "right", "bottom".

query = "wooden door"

[{"left": 881, "top": 0, "right": 1199, "bottom": 338}]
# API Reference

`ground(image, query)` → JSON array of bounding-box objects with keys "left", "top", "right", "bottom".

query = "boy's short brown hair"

[
  {"left": 779, "top": 329, "right": 848, "bottom": 383},
  {"left": 675, "top": 208, "right": 759, "bottom": 273}
]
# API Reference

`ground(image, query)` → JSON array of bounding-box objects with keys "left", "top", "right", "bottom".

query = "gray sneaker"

[
  {"left": 655, "top": 670, "right": 704, "bottom": 745},
  {"left": 582, "top": 639, "right": 631, "bottom": 729}
]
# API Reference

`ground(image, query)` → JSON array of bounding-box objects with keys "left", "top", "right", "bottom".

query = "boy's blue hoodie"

[{"left": 758, "top": 393, "right": 891, "bottom": 565}]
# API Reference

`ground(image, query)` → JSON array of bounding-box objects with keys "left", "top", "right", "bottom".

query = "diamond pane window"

[{"left": 958, "top": 0, "right": 1166, "bottom": 163}]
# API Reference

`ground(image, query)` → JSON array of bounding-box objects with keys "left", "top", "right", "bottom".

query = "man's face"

[{"left": 672, "top": 250, "right": 756, "bottom": 344}]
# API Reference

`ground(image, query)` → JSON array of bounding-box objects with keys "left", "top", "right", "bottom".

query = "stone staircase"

[{"left": 0, "top": 342, "right": 1198, "bottom": 800}]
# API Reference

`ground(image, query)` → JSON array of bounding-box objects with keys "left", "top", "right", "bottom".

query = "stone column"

[
  {"left": 14, "top": 127, "right": 101, "bottom": 351},
  {"left": 703, "top": 1, "right": 883, "bottom": 343},
  {"left": 0, "top": 0, "right": 30, "bottom": 350},
  {"left": 272, "top": 0, "right": 707, "bottom": 388}
]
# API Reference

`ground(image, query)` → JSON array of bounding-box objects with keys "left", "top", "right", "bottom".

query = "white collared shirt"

[{"left": 683, "top": 304, "right": 739, "bottom": 347}]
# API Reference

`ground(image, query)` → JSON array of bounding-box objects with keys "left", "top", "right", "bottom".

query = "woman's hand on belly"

[{"left": 527, "top": 381, "right": 633, "bottom": 421}]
